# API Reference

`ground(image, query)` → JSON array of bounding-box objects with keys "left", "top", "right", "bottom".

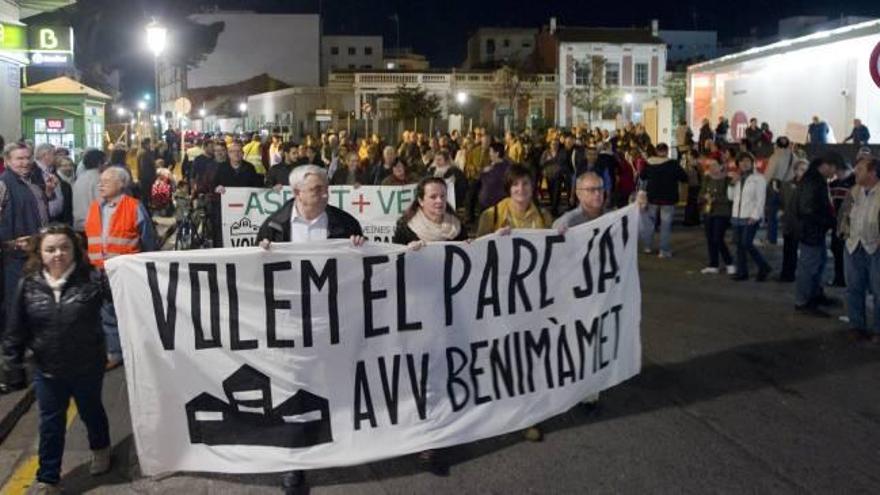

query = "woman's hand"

[
  {"left": 407, "top": 240, "right": 427, "bottom": 251},
  {"left": 259, "top": 239, "right": 271, "bottom": 251},
  {"left": 350, "top": 235, "right": 366, "bottom": 247},
  {"left": 496, "top": 226, "right": 512, "bottom": 236},
  {"left": 272, "top": 184, "right": 283, "bottom": 193}
]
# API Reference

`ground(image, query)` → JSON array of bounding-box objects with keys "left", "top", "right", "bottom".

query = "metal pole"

[{"left": 154, "top": 57, "right": 161, "bottom": 138}]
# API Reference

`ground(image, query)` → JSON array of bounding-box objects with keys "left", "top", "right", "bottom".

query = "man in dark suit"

[
  {"left": 255, "top": 164, "right": 362, "bottom": 492},
  {"left": 29, "top": 143, "right": 71, "bottom": 225}
]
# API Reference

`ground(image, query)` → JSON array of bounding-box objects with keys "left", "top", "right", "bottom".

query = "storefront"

[
  {"left": 20, "top": 76, "right": 110, "bottom": 157},
  {"left": 0, "top": 18, "right": 29, "bottom": 141}
]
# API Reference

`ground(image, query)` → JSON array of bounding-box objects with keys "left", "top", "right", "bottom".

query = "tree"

[
  {"left": 566, "top": 56, "right": 621, "bottom": 128},
  {"left": 496, "top": 64, "right": 538, "bottom": 131},
  {"left": 391, "top": 85, "right": 441, "bottom": 121},
  {"left": 663, "top": 71, "right": 688, "bottom": 125}
]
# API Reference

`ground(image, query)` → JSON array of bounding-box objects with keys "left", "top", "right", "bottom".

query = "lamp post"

[
  {"left": 146, "top": 19, "right": 167, "bottom": 136},
  {"left": 238, "top": 102, "right": 248, "bottom": 133},
  {"left": 623, "top": 93, "right": 634, "bottom": 123}
]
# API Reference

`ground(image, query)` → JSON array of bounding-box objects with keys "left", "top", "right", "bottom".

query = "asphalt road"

[{"left": 1, "top": 226, "right": 878, "bottom": 494}]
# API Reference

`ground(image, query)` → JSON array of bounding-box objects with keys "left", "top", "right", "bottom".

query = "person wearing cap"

[{"left": 794, "top": 155, "right": 839, "bottom": 316}]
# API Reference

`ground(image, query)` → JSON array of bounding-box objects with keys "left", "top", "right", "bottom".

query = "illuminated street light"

[
  {"left": 145, "top": 20, "right": 167, "bottom": 58},
  {"left": 623, "top": 93, "right": 634, "bottom": 104},
  {"left": 116, "top": 107, "right": 127, "bottom": 117},
  {"left": 199, "top": 108, "right": 207, "bottom": 118},
  {"left": 137, "top": 100, "right": 147, "bottom": 111},
  {"left": 239, "top": 102, "right": 248, "bottom": 113},
  {"left": 456, "top": 91, "right": 468, "bottom": 104},
  {"left": 144, "top": 93, "right": 151, "bottom": 101}
]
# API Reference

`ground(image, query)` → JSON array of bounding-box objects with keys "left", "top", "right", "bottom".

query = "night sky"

[{"left": 121, "top": 0, "right": 880, "bottom": 98}]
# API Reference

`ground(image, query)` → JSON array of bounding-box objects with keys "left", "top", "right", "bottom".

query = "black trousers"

[{"left": 780, "top": 234, "right": 798, "bottom": 280}]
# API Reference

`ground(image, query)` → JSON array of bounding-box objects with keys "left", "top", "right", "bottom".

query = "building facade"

[
  {"left": 321, "top": 35, "right": 383, "bottom": 82},
  {"left": 159, "top": 12, "right": 321, "bottom": 115},
  {"left": 463, "top": 27, "right": 537, "bottom": 69},
  {"left": 0, "top": 1, "right": 26, "bottom": 141},
  {"left": 536, "top": 22, "right": 668, "bottom": 127},
  {"left": 659, "top": 30, "right": 717, "bottom": 64},
  {"left": 687, "top": 19, "right": 880, "bottom": 144}
]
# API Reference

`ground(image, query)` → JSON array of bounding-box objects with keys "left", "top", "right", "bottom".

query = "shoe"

[
  {"left": 281, "top": 470, "right": 305, "bottom": 493},
  {"left": 776, "top": 275, "right": 795, "bottom": 283},
  {"left": 90, "top": 447, "right": 111, "bottom": 475},
  {"left": 700, "top": 267, "right": 720, "bottom": 274},
  {"left": 417, "top": 450, "right": 449, "bottom": 477},
  {"left": 642, "top": 248, "right": 653, "bottom": 254},
  {"left": 658, "top": 251, "right": 672, "bottom": 259},
  {"left": 755, "top": 267, "right": 771, "bottom": 282},
  {"left": 795, "top": 305, "right": 830, "bottom": 318},
  {"left": 730, "top": 274, "right": 748, "bottom": 281},
  {"left": 726, "top": 265, "right": 737, "bottom": 275},
  {"left": 34, "top": 482, "right": 62, "bottom": 494},
  {"left": 523, "top": 426, "right": 543, "bottom": 442}
]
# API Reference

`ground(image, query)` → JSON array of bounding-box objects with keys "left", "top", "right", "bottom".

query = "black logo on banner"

[{"left": 185, "top": 364, "right": 333, "bottom": 448}]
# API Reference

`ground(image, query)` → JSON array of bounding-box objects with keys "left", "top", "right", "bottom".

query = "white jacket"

[{"left": 728, "top": 172, "right": 767, "bottom": 221}]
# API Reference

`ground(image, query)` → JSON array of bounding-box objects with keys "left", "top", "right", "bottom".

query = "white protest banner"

[
  {"left": 221, "top": 184, "right": 455, "bottom": 247},
  {"left": 107, "top": 204, "right": 641, "bottom": 475}
]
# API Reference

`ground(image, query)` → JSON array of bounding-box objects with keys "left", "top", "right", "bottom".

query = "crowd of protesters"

[{"left": 0, "top": 109, "right": 877, "bottom": 493}]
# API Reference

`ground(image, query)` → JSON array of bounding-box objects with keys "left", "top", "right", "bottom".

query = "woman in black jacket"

[
  {"left": 391, "top": 177, "right": 466, "bottom": 476},
  {"left": 1, "top": 224, "right": 112, "bottom": 492}
]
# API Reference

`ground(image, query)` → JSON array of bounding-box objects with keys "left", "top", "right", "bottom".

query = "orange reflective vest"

[{"left": 84, "top": 195, "right": 141, "bottom": 268}]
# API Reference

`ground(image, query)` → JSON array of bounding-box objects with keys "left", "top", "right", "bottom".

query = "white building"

[
  {"left": 159, "top": 12, "right": 321, "bottom": 115},
  {"left": 321, "top": 35, "right": 382, "bottom": 82},
  {"left": 544, "top": 23, "right": 668, "bottom": 127},
  {"left": 245, "top": 86, "right": 355, "bottom": 137},
  {"left": 687, "top": 19, "right": 880, "bottom": 144},
  {"left": 463, "top": 27, "right": 537, "bottom": 69}
]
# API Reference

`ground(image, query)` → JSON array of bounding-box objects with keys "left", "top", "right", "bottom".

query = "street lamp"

[
  {"left": 623, "top": 93, "right": 634, "bottom": 122},
  {"left": 116, "top": 107, "right": 127, "bottom": 117},
  {"left": 198, "top": 108, "right": 207, "bottom": 118},
  {"left": 137, "top": 100, "right": 147, "bottom": 111},
  {"left": 238, "top": 102, "right": 248, "bottom": 132},
  {"left": 146, "top": 19, "right": 167, "bottom": 133},
  {"left": 456, "top": 91, "right": 468, "bottom": 105}
]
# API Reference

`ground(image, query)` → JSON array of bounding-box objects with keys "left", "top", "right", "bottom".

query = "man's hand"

[
  {"left": 350, "top": 235, "right": 366, "bottom": 247},
  {"left": 272, "top": 184, "right": 283, "bottom": 193},
  {"left": 556, "top": 225, "right": 569, "bottom": 235},
  {"left": 214, "top": 185, "right": 226, "bottom": 194},
  {"left": 259, "top": 239, "right": 271, "bottom": 251},
  {"left": 496, "top": 226, "right": 512, "bottom": 236},
  {"left": 747, "top": 218, "right": 757, "bottom": 225},
  {"left": 14, "top": 236, "right": 30, "bottom": 251},
  {"left": 407, "top": 240, "right": 426, "bottom": 251}
]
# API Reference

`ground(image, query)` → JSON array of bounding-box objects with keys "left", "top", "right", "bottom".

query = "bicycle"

[{"left": 173, "top": 193, "right": 213, "bottom": 250}]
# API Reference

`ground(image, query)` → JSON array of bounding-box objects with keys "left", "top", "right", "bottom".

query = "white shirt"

[
  {"left": 290, "top": 202, "right": 328, "bottom": 243},
  {"left": 846, "top": 184, "right": 880, "bottom": 254},
  {"left": 728, "top": 173, "right": 767, "bottom": 221}
]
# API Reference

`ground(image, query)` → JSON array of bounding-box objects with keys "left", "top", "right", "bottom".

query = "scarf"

[
  {"left": 408, "top": 208, "right": 461, "bottom": 242},
  {"left": 492, "top": 197, "right": 549, "bottom": 230},
  {"left": 43, "top": 263, "right": 76, "bottom": 303}
]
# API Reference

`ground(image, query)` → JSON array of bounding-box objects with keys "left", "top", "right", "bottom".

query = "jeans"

[
  {"left": 795, "top": 241, "right": 827, "bottom": 306},
  {"left": 640, "top": 204, "right": 675, "bottom": 254},
  {"left": 780, "top": 234, "right": 798, "bottom": 280},
  {"left": 844, "top": 246, "right": 880, "bottom": 334},
  {"left": 732, "top": 220, "right": 770, "bottom": 277},
  {"left": 829, "top": 225, "right": 846, "bottom": 285},
  {"left": 101, "top": 300, "right": 121, "bottom": 361},
  {"left": 765, "top": 191, "right": 780, "bottom": 244},
  {"left": 704, "top": 216, "right": 733, "bottom": 267},
  {"left": 34, "top": 369, "right": 110, "bottom": 484}
]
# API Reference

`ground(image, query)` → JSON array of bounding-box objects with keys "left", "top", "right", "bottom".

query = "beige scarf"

[
  {"left": 43, "top": 264, "right": 76, "bottom": 303},
  {"left": 408, "top": 209, "right": 461, "bottom": 242}
]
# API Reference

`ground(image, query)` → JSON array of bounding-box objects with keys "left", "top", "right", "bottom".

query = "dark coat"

[
  {"left": 256, "top": 201, "right": 363, "bottom": 243},
  {"left": 640, "top": 158, "right": 688, "bottom": 204},
  {"left": 266, "top": 162, "right": 295, "bottom": 187},
  {"left": 3, "top": 267, "right": 106, "bottom": 383},
  {"left": 0, "top": 170, "right": 46, "bottom": 245},
  {"left": 796, "top": 168, "right": 835, "bottom": 245},
  {"left": 215, "top": 161, "right": 264, "bottom": 188},
  {"left": 426, "top": 166, "right": 467, "bottom": 208}
]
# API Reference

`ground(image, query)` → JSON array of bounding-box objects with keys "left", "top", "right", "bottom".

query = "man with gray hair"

[
  {"left": 257, "top": 164, "right": 364, "bottom": 246},
  {"left": 84, "top": 167, "right": 157, "bottom": 369},
  {"left": 367, "top": 145, "right": 397, "bottom": 185},
  {"left": 256, "top": 164, "right": 363, "bottom": 492},
  {"left": 31, "top": 142, "right": 69, "bottom": 224}
]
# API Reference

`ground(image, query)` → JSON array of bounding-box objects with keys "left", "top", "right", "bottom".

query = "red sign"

[
  {"left": 871, "top": 41, "right": 880, "bottom": 89},
  {"left": 46, "top": 119, "right": 64, "bottom": 130}
]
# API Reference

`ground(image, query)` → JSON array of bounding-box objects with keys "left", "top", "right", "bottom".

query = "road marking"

[{"left": 0, "top": 401, "right": 78, "bottom": 495}]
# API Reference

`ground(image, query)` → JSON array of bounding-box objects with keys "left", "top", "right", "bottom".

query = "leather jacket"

[{"left": 3, "top": 267, "right": 107, "bottom": 383}]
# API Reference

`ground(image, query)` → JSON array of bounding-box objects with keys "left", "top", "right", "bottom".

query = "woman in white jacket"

[{"left": 728, "top": 152, "right": 772, "bottom": 281}]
